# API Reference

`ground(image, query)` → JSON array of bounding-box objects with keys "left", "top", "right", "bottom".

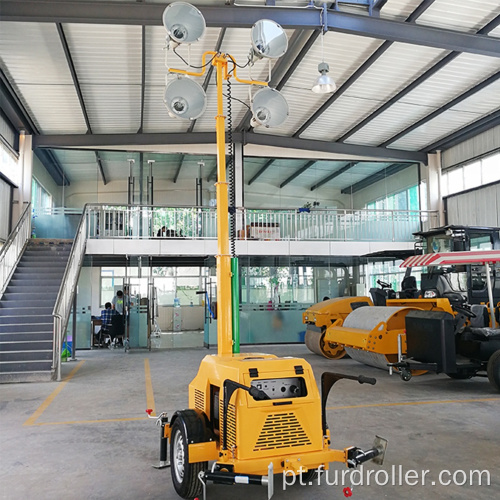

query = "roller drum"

[
  {"left": 342, "top": 306, "right": 408, "bottom": 370},
  {"left": 343, "top": 306, "right": 407, "bottom": 330},
  {"left": 305, "top": 326, "right": 346, "bottom": 359}
]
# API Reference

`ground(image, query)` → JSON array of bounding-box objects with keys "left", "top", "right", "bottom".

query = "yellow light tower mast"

[{"left": 169, "top": 51, "right": 269, "bottom": 356}]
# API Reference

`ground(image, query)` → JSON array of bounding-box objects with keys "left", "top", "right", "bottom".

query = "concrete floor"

[{"left": 0, "top": 343, "right": 499, "bottom": 500}]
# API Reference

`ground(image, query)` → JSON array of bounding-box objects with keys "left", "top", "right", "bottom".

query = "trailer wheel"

[
  {"left": 170, "top": 412, "right": 208, "bottom": 499},
  {"left": 487, "top": 350, "right": 500, "bottom": 392}
]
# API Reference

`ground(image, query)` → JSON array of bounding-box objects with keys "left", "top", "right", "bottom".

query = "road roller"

[
  {"left": 389, "top": 250, "right": 500, "bottom": 390},
  {"left": 303, "top": 294, "right": 453, "bottom": 372},
  {"left": 150, "top": 12, "right": 388, "bottom": 499}
]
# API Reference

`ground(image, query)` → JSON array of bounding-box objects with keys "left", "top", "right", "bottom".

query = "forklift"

[{"left": 148, "top": 4, "right": 387, "bottom": 499}]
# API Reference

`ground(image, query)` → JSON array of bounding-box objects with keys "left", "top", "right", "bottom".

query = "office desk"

[{"left": 91, "top": 318, "right": 102, "bottom": 346}]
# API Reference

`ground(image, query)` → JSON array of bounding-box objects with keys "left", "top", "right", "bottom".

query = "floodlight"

[
  {"left": 164, "top": 76, "right": 207, "bottom": 120},
  {"left": 250, "top": 88, "right": 289, "bottom": 128},
  {"left": 162, "top": 2, "right": 206, "bottom": 45},
  {"left": 249, "top": 19, "right": 288, "bottom": 62}
]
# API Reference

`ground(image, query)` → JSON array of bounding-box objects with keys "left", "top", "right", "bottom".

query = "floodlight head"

[
  {"left": 250, "top": 88, "right": 289, "bottom": 128},
  {"left": 249, "top": 19, "right": 288, "bottom": 63},
  {"left": 164, "top": 76, "right": 207, "bottom": 120},
  {"left": 312, "top": 62, "right": 336, "bottom": 94},
  {"left": 162, "top": 2, "right": 206, "bottom": 46}
]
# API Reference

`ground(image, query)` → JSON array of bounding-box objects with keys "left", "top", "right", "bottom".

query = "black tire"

[
  {"left": 487, "top": 350, "right": 500, "bottom": 392},
  {"left": 170, "top": 411, "right": 208, "bottom": 499}
]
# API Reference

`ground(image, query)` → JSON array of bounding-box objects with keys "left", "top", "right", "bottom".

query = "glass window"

[
  {"left": 481, "top": 154, "right": 500, "bottom": 184},
  {"left": 463, "top": 162, "right": 481, "bottom": 190},
  {"left": 447, "top": 168, "right": 464, "bottom": 195},
  {"left": 443, "top": 151, "right": 500, "bottom": 197}
]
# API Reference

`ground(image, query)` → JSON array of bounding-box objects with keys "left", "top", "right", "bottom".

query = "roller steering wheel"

[{"left": 377, "top": 279, "right": 391, "bottom": 288}]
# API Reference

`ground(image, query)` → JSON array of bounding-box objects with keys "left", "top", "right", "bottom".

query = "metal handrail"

[
  {"left": 52, "top": 204, "right": 89, "bottom": 381},
  {"left": 83, "top": 203, "right": 438, "bottom": 242},
  {"left": 0, "top": 203, "right": 31, "bottom": 298}
]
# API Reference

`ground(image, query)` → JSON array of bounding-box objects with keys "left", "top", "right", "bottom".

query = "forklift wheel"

[
  {"left": 487, "top": 350, "right": 500, "bottom": 392},
  {"left": 170, "top": 412, "right": 208, "bottom": 499}
]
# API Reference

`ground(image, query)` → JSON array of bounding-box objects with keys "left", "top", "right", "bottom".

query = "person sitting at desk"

[{"left": 95, "top": 302, "right": 117, "bottom": 347}]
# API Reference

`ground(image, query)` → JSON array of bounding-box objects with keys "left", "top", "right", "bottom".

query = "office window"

[
  {"left": 31, "top": 177, "right": 53, "bottom": 211},
  {"left": 443, "top": 151, "right": 500, "bottom": 196},
  {"left": 366, "top": 184, "right": 420, "bottom": 211}
]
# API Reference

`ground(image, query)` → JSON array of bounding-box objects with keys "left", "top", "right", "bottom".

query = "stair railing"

[
  {"left": 52, "top": 204, "right": 88, "bottom": 381},
  {"left": 0, "top": 203, "right": 32, "bottom": 298}
]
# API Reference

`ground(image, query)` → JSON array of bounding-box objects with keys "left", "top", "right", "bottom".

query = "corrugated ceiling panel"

[
  {"left": 416, "top": 0, "right": 500, "bottom": 32},
  {"left": 284, "top": 32, "right": 384, "bottom": 93},
  {"left": 379, "top": 0, "right": 422, "bottom": 21},
  {"left": 81, "top": 84, "right": 142, "bottom": 133},
  {"left": 52, "top": 150, "right": 98, "bottom": 183},
  {"left": 344, "top": 101, "right": 436, "bottom": 147},
  {"left": 341, "top": 42, "right": 446, "bottom": 101},
  {"left": 386, "top": 81, "right": 500, "bottom": 150},
  {"left": 490, "top": 24, "right": 500, "bottom": 38},
  {"left": 298, "top": 95, "right": 384, "bottom": 141},
  {"left": 0, "top": 22, "right": 72, "bottom": 84},
  {"left": 63, "top": 24, "right": 142, "bottom": 84},
  {"left": 451, "top": 79, "right": 500, "bottom": 113},
  {"left": 256, "top": 158, "right": 308, "bottom": 186},
  {"left": 0, "top": 22, "right": 87, "bottom": 134},
  {"left": 397, "top": 53, "right": 500, "bottom": 108},
  {"left": 15, "top": 85, "right": 88, "bottom": 134},
  {"left": 389, "top": 109, "right": 492, "bottom": 150},
  {"left": 259, "top": 88, "right": 330, "bottom": 138},
  {"left": 297, "top": 42, "right": 445, "bottom": 141}
]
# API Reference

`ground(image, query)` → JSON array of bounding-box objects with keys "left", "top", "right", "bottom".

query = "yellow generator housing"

[{"left": 186, "top": 353, "right": 346, "bottom": 476}]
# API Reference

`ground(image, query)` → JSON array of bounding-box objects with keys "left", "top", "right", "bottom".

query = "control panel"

[{"left": 250, "top": 377, "right": 307, "bottom": 400}]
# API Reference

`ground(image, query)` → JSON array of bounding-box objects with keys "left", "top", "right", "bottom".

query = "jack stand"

[
  {"left": 198, "top": 471, "right": 207, "bottom": 500},
  {"left": 147, "top": 411, "right": 170, "bottom": 469}
]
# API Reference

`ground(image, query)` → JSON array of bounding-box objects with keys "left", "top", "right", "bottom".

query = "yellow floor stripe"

[
  {"left": 327, "top": 397, "right": 500, "bottom": 411},
  {"left": 23, "top": 360, "right": 85, "bottom": 426},
  {"left": 144, "top": 358, "right": 156, "bottom": 414}
]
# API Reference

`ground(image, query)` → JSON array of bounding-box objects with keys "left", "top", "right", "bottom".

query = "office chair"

[{"left": 108, "top": 315, "right": 125, "bottom": 349}]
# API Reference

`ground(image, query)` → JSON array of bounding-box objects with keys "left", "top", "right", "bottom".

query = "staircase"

[{"left": 0, "top": 240, "right": 72, "bottom": 383}]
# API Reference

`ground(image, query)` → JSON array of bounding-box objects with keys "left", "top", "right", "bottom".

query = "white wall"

[
  {"left": 64, "top": 178, "right": 212, "bottom": 209},
  {"left": 32, "top": 154, "right": 62, "bottom": 206}
]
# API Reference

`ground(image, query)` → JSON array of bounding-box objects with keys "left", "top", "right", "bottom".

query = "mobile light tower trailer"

[{"left": 148, "top": 4, "right": 388, "bottom": 499}]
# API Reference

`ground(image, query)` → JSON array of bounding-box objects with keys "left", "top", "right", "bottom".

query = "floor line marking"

[
  {"left": 23, "top": 360, "right": 85, "bottom": 427},
  {"left": 327, "top": 397, "right": 500, "bottom": 410},
  {"left": 144, "top": 358, "right": 156, "bottom": 415}
]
